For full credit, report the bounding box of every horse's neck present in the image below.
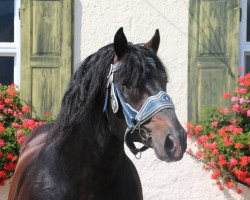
[61,124,124,185]
[60,124,142,199]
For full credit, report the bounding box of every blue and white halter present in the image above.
[103,60,175,156]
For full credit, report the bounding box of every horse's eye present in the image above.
[122,79,132,88]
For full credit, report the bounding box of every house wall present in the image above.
[1,0,249,199]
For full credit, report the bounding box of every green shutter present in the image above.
[20,0,73,118]
[188,0,240,121]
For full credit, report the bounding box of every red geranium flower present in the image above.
[224,137,232,147]
[233,127,242,135]
[194,125,203,134]
[232,104,241,113]
[235,143,244,149]
[218,129,226,136]
[211,170,221,179]
[11,156,18,162]
[235,87,247,94]
[220,108,230,114]
[238,76,245,84]
[225,181,234,189]
[197,135,208,144]
[0,171,7,179]
[0,139,5,147]
[12,122,20,129]
[6,88,16,96]
[236,188,243,194]
[0,123,5,133]
[218,159,227,166]
[4,98,13,104]
[195,151,202,158]
[6,153,14,161]
[4,162,16,171]
[17,136,25,144]
[247,109,250,117]
[211,121,219,127]
[244,178,250,185]
[240,156,249,167]
[44,112,51,117]
[218,185,224,190]
[229,158,238,168]
[15,130,23,137]
[234,170,247,181]
[225,125,235,132]
[22,119,36,130]
[22,105,30,113]
[212,149,219,155]
[223,92,231,98]
[243,78,250,87]
[209,132,216,139]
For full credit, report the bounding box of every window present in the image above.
[0,0,20,85]
[240,0,250,75]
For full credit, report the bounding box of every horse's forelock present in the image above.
[119,44,168,88]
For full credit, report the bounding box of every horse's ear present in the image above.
[145,29,160,53]
[114,27,128,60]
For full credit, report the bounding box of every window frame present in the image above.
[239,0,250,75]
[0,0,20,85]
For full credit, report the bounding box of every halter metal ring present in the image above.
[138,128,152,147]
[135,150,142,159]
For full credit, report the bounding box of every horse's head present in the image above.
[104,28,187,162]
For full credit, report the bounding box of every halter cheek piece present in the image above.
[103,62,175,156]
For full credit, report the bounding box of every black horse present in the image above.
[8,28,187,200]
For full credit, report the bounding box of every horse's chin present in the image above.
[152,146,170,162]
[153,146,184,163]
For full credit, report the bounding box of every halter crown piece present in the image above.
[103,60,175,156]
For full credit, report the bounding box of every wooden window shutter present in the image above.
[188,0,240,122]
[20,0,73,118]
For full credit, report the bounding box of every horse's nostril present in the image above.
[164,134,175,152]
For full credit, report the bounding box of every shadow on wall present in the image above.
[74,0,83,70]
[223,184,250,200]
[0,178,11,200]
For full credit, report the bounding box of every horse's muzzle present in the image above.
[164,132,187,161]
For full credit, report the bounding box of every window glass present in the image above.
[245,54,250,74]
[0,57,14,85]
[0,0,14,42]
[247,0,250,41]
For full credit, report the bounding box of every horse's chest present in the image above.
[79,185,142,200]
[76,165,143,200]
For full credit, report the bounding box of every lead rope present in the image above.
[185,151,250,187]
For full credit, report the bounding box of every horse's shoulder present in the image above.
[20,122,53,153]
[8,123,53,200]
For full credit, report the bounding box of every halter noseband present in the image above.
[103,62,175,156]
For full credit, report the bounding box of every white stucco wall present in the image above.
[1,1,249,199]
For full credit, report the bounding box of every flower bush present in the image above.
[0,84,52,186]
[187,73,250,194]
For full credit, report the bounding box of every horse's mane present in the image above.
[48,43,168,144]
